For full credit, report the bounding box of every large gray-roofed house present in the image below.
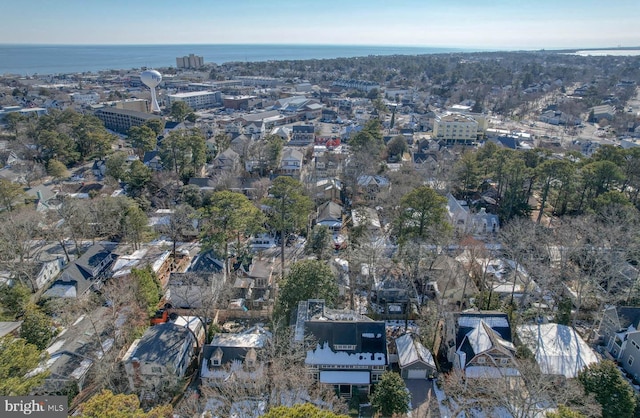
[599,305,640,380]
[43,244,115,298]
[122,322,196,392]
[295,299,388,398]
[32,308,114,395]
[451,311,518,378]
[201,325,271,387]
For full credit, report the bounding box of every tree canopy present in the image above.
[131,266,162,316]
[0,336,49,396]
[396,185,449,242]
[261,403,348,418]
[77,390,173,418]
[263,176,313,275]
[349,119,384,156]
[578,360,636,418]
[201,190,264,274]
[275,259,338,323]
[169,101,194,123]
[20,305,54,350]
[370,371,411,417]
[159,128,206,182]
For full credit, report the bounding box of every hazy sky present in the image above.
[2,0,639,49]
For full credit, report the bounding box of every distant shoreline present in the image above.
[1,44,639,77]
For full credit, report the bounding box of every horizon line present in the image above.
[1,42,639,51]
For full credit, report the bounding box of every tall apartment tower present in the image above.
[176,54,204,69]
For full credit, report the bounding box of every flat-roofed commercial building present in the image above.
[433,113,479,144]
[94,107,161,134]
[167,91,221,110]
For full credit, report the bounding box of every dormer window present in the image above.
[245,348,257,368]
[212,347,223,367]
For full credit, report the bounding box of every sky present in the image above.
[1,0,639,50]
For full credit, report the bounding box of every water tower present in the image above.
[140,70,162,113]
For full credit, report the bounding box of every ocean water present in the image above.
[0,44,467,76]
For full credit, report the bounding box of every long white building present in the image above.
[166,91,221,110]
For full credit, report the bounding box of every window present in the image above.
[334,344,356,350]
[477,357,486,364]
[500,358,509,365]
[629,356,634,366]
[212,359,221,366]
[633,340,640,350]
[151,366,162,373]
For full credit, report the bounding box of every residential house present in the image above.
[395,333,437,379]
[517,323,598,379]
[371,274,414,318]
[356,175,389,202]
[122,320,202,394]
[25,184,60,212]
[212,148,240,174]
[33,307,113,396]
[279,148,304,178]
[316,201,343,234]
[351,206,382,237]
[412,152,439,176]
[290,125,315,146]
[91,159,106,178]
[312,178,342,203]
[591,104,616,122]
[43,244,115,298]
[448,311,518,378]
[165,271,224,309]
[143,151,162,171]
[599,306,640,380]
[446,193,499,236]
[236,258,274,309]
[110,244,173,288]
[201,325,271,387]
[294,299,388,398]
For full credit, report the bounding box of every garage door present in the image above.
[407,369,427,379]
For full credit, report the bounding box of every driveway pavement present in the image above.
[404,378,439,418]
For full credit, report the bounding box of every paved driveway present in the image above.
[404,378,439,417]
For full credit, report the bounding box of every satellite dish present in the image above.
[140,70,162,113]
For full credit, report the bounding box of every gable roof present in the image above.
[317,201,343,223]
[281,148,303,161]
[202,325,271,365]
[395,333,436,369]
[616,306,640,330]
[126,322,193,365]
[53,244,113,295]
[455,312,513,368]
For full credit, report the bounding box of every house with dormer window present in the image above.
[294,300,388,398]
[599,306,640,381]
[43,244,115,298]
[448,311,519,378]
[201,326,271,388]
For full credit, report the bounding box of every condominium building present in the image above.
[176,54,204,69]
[433,113,479,144]
[94,107,161,134]
[167,91,221,110]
